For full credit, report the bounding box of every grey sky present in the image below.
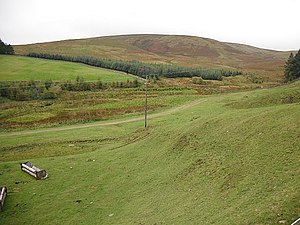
[0,0,299,51]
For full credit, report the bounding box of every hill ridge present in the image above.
[14,34,293,81]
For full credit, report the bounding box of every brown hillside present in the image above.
[14,34,292,81]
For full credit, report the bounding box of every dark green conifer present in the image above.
[284,50,300,82]
[0,39,14,54]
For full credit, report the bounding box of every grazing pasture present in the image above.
[0,55,279,132]
[0,55,134,82]
[0,81,299,224]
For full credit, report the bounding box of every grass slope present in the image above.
[0,81,299,224]
[0,55,134,82]
[14,34,292,81]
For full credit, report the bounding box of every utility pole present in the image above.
[144,75,148,128]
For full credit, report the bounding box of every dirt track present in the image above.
[0,99,207,137]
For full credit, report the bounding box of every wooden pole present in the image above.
[144,75,148,128]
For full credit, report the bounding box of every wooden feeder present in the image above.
[292,218,300,225]
[0,186,7,211]
[20,161,48,180]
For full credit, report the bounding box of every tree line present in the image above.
[0,77,140,101]
[284,49,300,82]
[26,52,243,81]
[0,39,14,55]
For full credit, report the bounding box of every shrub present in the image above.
[247,74,264,84]
[192,77,205,85]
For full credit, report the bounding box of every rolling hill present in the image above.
[1,34,298,224]
[0,80,299,224]
[14,34,293,81]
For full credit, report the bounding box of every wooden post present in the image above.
[144,75,148,128]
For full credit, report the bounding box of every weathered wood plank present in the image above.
[0,186,7,212]
[20,162,48,179]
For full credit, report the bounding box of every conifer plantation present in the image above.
[284,49,300,82]
[0,39,14,55]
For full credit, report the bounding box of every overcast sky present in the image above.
[0,0,299,51]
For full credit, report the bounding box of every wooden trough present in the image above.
[20,161,48,180]
[0,186,7,211]
[292,218,300,225]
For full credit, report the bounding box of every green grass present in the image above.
[0,87,198,131]
[6,112,55,123]
[227,81,300,108]
[0,55,134,82]
[0,81,299,224]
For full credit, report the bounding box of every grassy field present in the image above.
[0,74,276,131]
[0,81,299,224]
[0,55,282,132]
[0,55,134,82]
[0,87,198,131]
[14,34,293,81]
